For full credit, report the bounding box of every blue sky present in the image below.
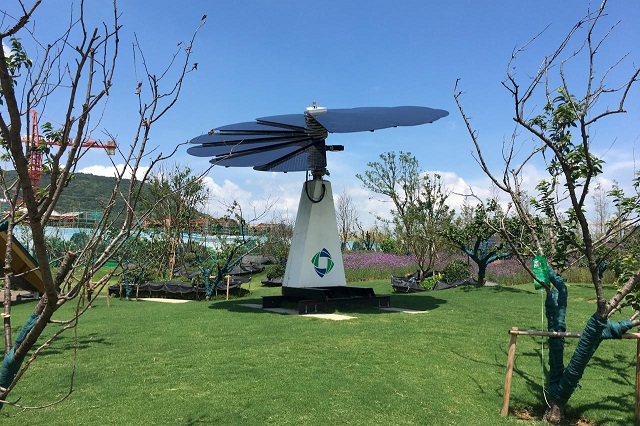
[3,1,639,227]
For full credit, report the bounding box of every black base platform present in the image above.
[262,286,391,314]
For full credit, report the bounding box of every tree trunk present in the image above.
[476,263,487,286]
[0,312,40,408]
[543,270,634,423]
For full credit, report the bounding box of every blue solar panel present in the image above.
[256,114,308,129]
[255,146,326,172]
[312,106,449,133]
[215,121,304,133]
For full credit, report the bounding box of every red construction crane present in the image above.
[24,110,117,187]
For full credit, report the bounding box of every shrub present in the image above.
[122,265,156,284]
[379,237,400,254]
[265,264,286,280]
[420,272,442,289]
[441,259,471,283]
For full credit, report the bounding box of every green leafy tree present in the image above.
[357,151,454,278]
[379,236,400,254]
[141,163,210,278]
[192,202,263,300]
[455,2,640,422]
[0,2,204,410]
[259,211,292,267]
[116,237,162,299]
[445,201,512,286]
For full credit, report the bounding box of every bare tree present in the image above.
[454,1,640,422]
[591,182,610,240]
[354,221,383,251]
[335,189,359,250]
[0,1,204,409]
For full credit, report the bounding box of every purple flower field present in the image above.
[340,251,600,285]
[342,252,415,269]
[341,251,532,284]
[342,252,416,282]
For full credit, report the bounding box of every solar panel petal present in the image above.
[189,132,304,145]
[255,145,326,172]
[187,137,312,157]
[256,114,308,129]
[215,121,303,133]
[312,106,449,133]
[211,142,315,168]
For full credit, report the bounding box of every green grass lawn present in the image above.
[2,281,637,425]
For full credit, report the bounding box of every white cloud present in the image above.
[423,169,497,211]
[77,150,638,231]
[339,183,394,226]
[2,43,10,57]
[78,164,149,180]
[201,174,310,224]
[201,176,252,215]
[600,146,638,178]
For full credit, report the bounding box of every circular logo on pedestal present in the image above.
[311,248,334,278]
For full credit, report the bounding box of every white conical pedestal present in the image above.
[283,179,346,288]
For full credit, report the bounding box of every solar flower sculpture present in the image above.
[188,104,447,305]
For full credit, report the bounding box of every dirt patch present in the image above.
[513,407,537,421]
[512,406,596,425]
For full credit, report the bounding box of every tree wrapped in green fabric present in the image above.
[445,201,512,286]
[455,1,640,422]
[191,201,264,300]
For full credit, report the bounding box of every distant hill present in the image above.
[52,172,130,213]
[2,170,129,213]
[2,171,211,227]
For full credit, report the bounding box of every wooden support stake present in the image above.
[87,282,94,308]
[501,327,518,417]
[502,328,640,419]
[226,275,230,301]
